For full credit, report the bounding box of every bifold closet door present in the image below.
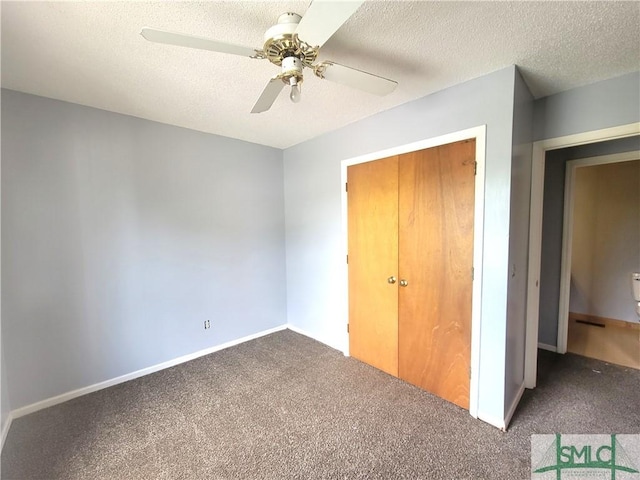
[398,139,476,410]
[347,155,399,377]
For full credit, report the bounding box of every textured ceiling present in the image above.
[2,1,639,148]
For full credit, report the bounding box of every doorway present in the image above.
[525,123,640,388]
[560,154,640,368]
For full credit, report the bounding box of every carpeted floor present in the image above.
[2,330,639,479]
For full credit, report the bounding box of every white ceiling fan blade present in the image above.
[251,77,285,113]
[295,0,364,48]
[316,62,397,96]
[141,27,259,58]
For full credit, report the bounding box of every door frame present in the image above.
[557,150,640,353]
[341,125,486,418]
[524,122,640,389]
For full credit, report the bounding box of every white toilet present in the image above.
[633,273,640,318]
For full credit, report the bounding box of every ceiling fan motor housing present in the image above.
[262,12,318,68]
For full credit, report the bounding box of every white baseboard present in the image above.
[538,342,557,352]
[1,413,13,451]
[476,382,526,432]
[504,382,526,431]
[478,383,526,432]
[286,324,345,353]
[286,323,314,339]
[477,412,506,431]
[10,324,288,420]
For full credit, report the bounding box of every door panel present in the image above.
[348,156,399,376]
[398,140,475,409]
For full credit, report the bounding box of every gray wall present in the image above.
[1,109,7,437]
[1,344,9,441]
[534,71,640,141]
[539,149,567,346]
[538,136,640,345]
[1,89,287,410]
[1,100,7,438]
[504,69,533,416]
[284,66,518,425]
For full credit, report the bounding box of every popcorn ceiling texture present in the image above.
[2,1,639,148]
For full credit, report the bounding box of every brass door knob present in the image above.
[399,279,408,287]
[387,276,397,284]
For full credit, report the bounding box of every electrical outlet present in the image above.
[204,320,211,330]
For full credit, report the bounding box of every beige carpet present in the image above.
[2,330,639,479]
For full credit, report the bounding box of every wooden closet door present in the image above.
[348,156,399,376]
[398,140,476,409]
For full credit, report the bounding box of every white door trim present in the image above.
[557,150,640,353]
[340,125,486,419]
[524,122,640,389]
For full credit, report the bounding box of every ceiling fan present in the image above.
[141,0,398,113]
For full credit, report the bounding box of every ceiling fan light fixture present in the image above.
[281,56,304,104]
[289,77,301,103]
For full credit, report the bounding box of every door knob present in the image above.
[399,279,408,287]
[387,276,397,284]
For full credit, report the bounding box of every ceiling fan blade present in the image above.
[316,62,397,96]
[251,77,285,113]
[141,27,259,58]
[295,0,364,48]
